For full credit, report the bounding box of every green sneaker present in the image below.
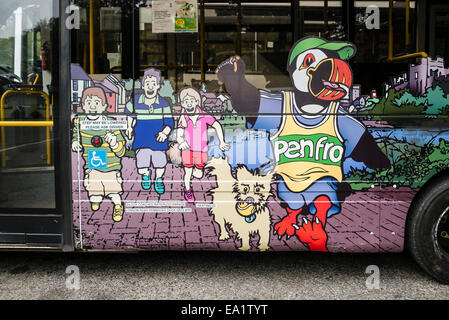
[141,171,152,190]
[154,177,165,195]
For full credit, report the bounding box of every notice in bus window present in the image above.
[152,0,175,33]
[151,0,198,33]
[174,0,198,33]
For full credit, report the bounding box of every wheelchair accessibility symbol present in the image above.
[88,150,107,169]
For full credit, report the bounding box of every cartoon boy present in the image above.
[176,87,230,202]
[72,87,126,223]
[125,68,173,194]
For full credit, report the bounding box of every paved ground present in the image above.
[72,156,414,253]
[0,251,448,300]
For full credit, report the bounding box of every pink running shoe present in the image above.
[184,188,195,203]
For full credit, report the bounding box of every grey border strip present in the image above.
[59,0,74,252]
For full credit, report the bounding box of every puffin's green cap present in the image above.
[288,36,356,66]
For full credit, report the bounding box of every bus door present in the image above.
[0,0,68,248]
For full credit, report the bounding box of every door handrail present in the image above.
[0,90,52,168]
[0,121,54,127]
[388,52,429,62]
[387,0,428,62]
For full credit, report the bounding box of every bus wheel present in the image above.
[406,177,449,284]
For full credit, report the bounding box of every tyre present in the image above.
[406,177,449,284]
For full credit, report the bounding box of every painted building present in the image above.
[71,64,127,113]
[70,64,93,111]
[386,57,449,96]
[94,74,127,113]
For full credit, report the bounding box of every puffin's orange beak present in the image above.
[307,58,353,101]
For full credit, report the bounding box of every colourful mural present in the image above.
[71,36,449,253]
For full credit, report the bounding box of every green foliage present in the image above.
[0,39,13,69]
[364,97,380,109]
[439,139,449,155]
[423,86,449,117]
[159,80,176,106]
[347,136,449,190]
[359,88,425,119]
[359,85,449,118]
[393,91,426,107]
[389,85,449,117]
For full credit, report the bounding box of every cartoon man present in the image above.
[216,37,390,252]
[125,68,174,194]
[72,87,126,223]
[176,87,230,202]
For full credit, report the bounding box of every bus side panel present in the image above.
[372,125,449,252]
[69,51,449,253]
[69,65,389,254]
[379,191,416,252]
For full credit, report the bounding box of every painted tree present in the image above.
[423,85,449,117]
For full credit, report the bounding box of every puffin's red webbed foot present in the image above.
[274,207,303,239]
[296,216,328,252]
[296,195,333,252]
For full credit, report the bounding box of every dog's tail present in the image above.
[205,156,235,193]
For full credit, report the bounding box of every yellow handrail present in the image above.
[387,0,428,62]
[0,90,52,168]
[0,121,54,127]
[388,52,429,62]
[26,73,39,86]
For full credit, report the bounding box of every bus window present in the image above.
[171,2,294,92]
[350,0,449,119]
[299,0,344,40]
[70,0,136,78]
[139,7,166,72]
[354,0,416,63]
[0,0,59,210]
[239,2,293,90]
[429,2,449,58]
[351,1,415,102]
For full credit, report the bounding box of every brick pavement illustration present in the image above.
[72,155,413,252]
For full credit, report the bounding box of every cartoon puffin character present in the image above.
[216,36,390,252]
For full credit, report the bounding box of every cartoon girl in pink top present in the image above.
[176,87,230,202]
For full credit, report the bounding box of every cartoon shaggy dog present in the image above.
[206,157,274,251]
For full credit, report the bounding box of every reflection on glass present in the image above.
[429,4,449,59]
[0,0,57,209]
[71,0,135,75]
[299,0,344,40]
[351,1,416,103]
[354,0,416,63]
[175,2,295,90]
[139,6,166,69]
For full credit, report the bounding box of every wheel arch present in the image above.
[404,167,449,252]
